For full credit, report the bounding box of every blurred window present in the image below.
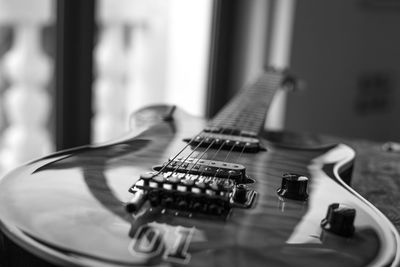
[93,0,213,142]
[0,0,295,174]
[0,0,214,173]
[0,0,55,174]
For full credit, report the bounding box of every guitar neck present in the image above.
[208,69,289,136]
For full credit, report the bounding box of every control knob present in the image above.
[277,173,308,201]
[321,203,356,237]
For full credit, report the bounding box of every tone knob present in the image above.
[277,173,308,201]
[321,203,356,237]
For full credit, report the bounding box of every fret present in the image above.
[208,69,287,135]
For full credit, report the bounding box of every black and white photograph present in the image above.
[0,0,399,266]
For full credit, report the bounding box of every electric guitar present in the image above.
[0,69,398,266]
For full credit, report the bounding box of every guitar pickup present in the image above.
[153,157,246,182]
[204,127,257,137]
[184,132,262,153]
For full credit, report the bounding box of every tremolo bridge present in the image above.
[127,158,256,219]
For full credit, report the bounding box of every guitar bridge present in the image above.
[127,170,256,219]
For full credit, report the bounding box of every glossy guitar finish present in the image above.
[0,105,399,267]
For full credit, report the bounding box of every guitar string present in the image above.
[155,131,204,175]
[203,77,264,167]
[223,138,238,162]
[161,73,279,179]
[183,127,226,176]
[175,137,217,175]
[223,82,259,165]
[156,127,224,177]
[169,127,224,177]
[212,78,273,180]
[188,127,223,159]
[193,93,262,180]
[184,140,217,176]
[170,138,208,175]
[214,128,247,181]
[195,127,236,179]
[236,139,248,161]
[231,75,278,163]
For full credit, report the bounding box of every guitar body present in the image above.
[0,104,398,267]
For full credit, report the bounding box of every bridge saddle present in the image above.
[127,159,256,219]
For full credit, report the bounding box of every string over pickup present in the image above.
[153,157,246,182]
[204,127,257,137]
[184,132,263,153]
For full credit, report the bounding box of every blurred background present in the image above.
[0,0,398,174]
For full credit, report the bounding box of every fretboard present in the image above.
[208,69,288,135]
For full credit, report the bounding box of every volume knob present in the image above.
[277,173,308,201]
[321,203,356,237]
